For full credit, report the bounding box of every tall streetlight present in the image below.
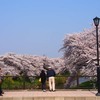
[93,16,100,96]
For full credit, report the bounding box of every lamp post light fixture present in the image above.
[93,16,100,96]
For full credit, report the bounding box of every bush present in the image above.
[55,76,66,89]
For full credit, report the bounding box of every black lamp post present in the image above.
[93,16,100,96]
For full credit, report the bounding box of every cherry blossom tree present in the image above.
[0,53,65,76]
[61,26,100,88]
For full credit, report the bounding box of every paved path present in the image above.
[2,90,97,97]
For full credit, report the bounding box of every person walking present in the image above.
[0,68,3,96]
[39,70,47,92]
[47,66,56,92]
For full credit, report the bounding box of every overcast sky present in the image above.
[0,0,100,57]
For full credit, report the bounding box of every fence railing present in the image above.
[0,75,97,90]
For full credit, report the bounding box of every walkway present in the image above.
[1,90,100,100]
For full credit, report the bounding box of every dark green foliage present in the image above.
[79,80,96,89]
[2,76,41,89]
[70,80,96,89]
[1,75,96,90]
